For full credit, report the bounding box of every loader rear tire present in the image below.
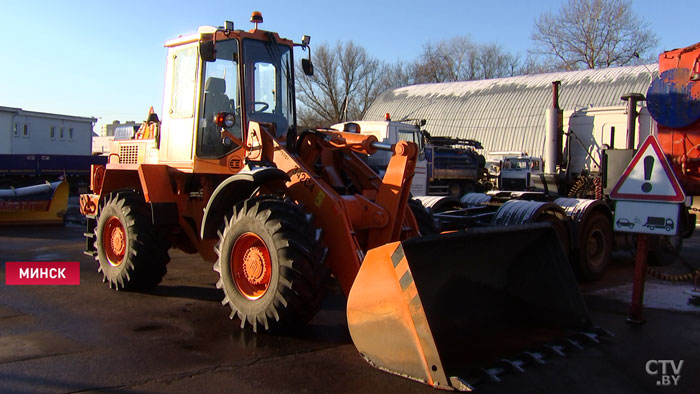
[94,191,170,290]
[215,196,327,332]
[574,212,612,281]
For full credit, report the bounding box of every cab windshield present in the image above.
[503,158,540,171]
[397,128,424,152]
[198,39,241,158]
[243,38,294,137]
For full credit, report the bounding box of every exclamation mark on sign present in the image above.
[641,156,654,193]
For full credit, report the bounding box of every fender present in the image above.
[200,167,289,240]
[553,197,612,242]
[554,197,611,223]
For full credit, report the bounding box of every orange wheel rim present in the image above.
[231,232,272,300]
[103,216,126,266]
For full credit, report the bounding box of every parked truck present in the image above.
[339,103,617,281]
[489,43,700,265]
[79,14,600,390]
[332,119,487,197]
[428,57,700,279]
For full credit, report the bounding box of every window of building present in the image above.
[59,128,64,139]
[50,127,56,140]
[23,124,29,137]
[69,128,74,140]
[13,123,18,137]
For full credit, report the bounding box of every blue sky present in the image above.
[0,0,695,133]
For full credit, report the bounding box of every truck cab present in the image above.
[499,155,544,191]
[332,120,486,197]
[332,120,429,196]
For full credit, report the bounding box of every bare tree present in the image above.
[295,37,534,127]
[296,41,387,128]
[519,54,553,75]
[479,43,523,79]
[531,0,657,70]
[382,61,418,89]
[412,36,525,83]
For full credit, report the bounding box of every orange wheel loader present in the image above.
[80,13,601,390]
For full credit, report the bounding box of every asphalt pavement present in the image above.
[0,223,698,394]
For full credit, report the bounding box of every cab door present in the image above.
[160,43,199,165]
[397,127,428,195]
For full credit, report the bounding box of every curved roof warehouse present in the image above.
[364,65,659,159]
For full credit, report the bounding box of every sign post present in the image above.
[628,234,649,323]
[610,135,686,324]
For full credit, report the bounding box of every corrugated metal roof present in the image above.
[364,65,658,158]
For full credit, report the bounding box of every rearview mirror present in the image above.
[200,41,216,62]
[302,58,314,76]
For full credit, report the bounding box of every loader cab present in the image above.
[197,31,295,158]
[158,23,297,168]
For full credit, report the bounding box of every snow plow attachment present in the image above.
[347,223,592,390]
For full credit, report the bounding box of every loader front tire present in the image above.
[94,192,170,290]
[215,196,327,332]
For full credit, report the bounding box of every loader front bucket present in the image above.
[347,223,592,390]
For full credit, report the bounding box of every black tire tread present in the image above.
[574,212,612,282]
[94,191,170,290]
[215,196,328,332]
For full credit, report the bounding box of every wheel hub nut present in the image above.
[242,247,267,284]
[111,228,125,255]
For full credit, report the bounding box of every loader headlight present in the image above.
[215,112,236,129]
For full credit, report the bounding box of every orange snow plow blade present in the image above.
[346,223,592,391]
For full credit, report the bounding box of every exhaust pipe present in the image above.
[545,81,563,175]
[620,93,646,150]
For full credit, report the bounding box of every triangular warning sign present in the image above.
[610,135,685,202]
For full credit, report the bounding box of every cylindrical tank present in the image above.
[646,42,700,196]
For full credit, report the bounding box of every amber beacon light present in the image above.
[250,11,263,29]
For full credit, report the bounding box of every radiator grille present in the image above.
[119,145,139,164]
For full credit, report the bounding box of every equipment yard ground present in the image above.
[0,222,698,394]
